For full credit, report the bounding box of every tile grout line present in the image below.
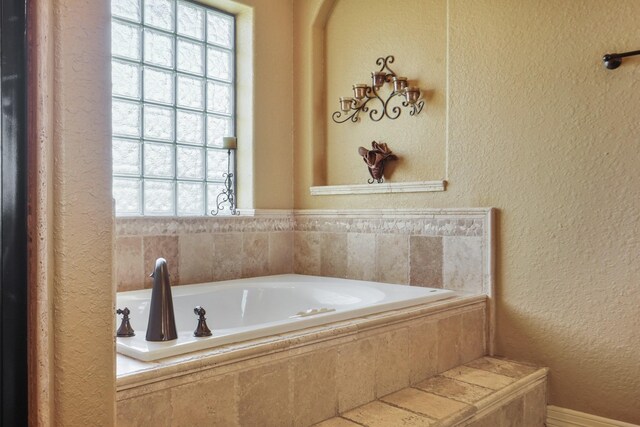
[336,415,367,427]
[409,381,492,406]
[375,399,439,422]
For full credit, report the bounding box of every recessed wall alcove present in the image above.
[302,0,448,196]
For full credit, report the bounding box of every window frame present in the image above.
[111,0,237,216]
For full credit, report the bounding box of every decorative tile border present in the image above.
[115,209,489,237]
[116,212,294,236]
[294,214,484,236]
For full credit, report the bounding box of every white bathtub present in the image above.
[116,274,455,361]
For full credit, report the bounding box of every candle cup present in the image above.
[352,84,368,100]
[339,97,354,112]
[405,86,420,104]
[393,76,408,92]
[371,72,386,89]
[222,136,237,150]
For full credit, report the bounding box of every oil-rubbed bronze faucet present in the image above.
[193,306,213,337]
[145,258,178,342]
[116,307,135,337]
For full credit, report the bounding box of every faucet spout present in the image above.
[145,258,178,342]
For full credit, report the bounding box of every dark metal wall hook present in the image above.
[603,49,640,70]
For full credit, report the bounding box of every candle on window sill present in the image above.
[222,136,237,150]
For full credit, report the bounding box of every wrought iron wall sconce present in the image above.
[358,141,398,184]
[332,55,425,124]
[211,136,239,216]
[603,49,640,69]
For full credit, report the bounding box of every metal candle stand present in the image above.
[211,137,239,216]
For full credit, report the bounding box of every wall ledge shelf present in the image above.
[310,180,446,196]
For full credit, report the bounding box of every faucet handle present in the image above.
[193,306,213,337]
[116,307,135,337]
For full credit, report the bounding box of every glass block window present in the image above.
[111,0,235,216]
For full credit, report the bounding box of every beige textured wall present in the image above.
[325,0,446,185]
[30,0,116,425]
[294,0,640,424]
[202,0,294,209]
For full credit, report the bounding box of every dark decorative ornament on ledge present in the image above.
[332,55,425,124]
[358,141,398,184]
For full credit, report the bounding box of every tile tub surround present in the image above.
[115,213,295,291]
[116,296,487,426]
[115,208,493,296]
[292,209,495,355]
[293,209,493,296]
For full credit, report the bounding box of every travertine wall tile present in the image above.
[464,408,501,427]
[292,348,338,426]
[170,374,239,426]
[117,389,172,427]
[115,236,144,291]
[375,234,409,284]
[443,237,483,293]
[498,395,525,425]
[437,314,463,373]
[409,318,438,384]
[241,232,269,278]
[143,235,180,288]
[211,232,243,281]
[346,233,376,281]
[238,360,292,427]
[178,233,214,284]
[294,231,321,275]
[375,328,410,397]
[523,383,546,426]
[409,236,443,288]
[116,216,295,290]
[336,338,376,412]
[116,211,490,296]
[461,309,486,364]
[269,231,294,275]
[321,233,348,278]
